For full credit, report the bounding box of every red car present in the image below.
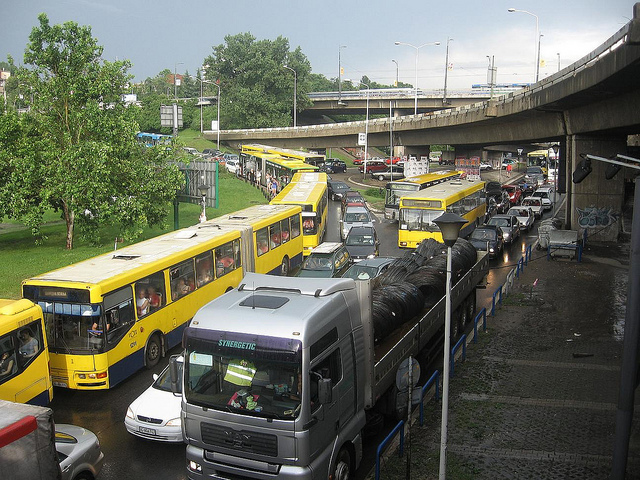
[358,160,387,173]
[384,157,402,165]
[353,158,364,165]
[502,184,523,206]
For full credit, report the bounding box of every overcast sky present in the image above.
[2,1,635,91]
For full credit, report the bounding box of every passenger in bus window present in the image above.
[136,288,150,317]
[0,351,16,377]
[148,286,162,311]
[18,329,39,358]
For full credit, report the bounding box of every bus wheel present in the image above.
[281,256,290,276]
[146,334,162,368]
[332,448,351,480]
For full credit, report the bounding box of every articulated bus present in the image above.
[384,170,463,221]
[0,299,53,405]
[240,146,318,189]
[398,179,486,248]
[527,150,549,177]
[136,132,173,148]
[242,144,326,168]
[270,172,329,256]
[21,204,303,390]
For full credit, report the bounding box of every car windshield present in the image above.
[489,218,510,227]
[527,167,543,174]
[332,182,348,190]
[471,229,496,241]
[345,234,375,246]
[303,255,333,270]
[343,265,378,280]
[345,212,370,223]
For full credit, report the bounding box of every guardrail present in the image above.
[450,334,467,378]
[375,420,405,480]
[419,370,440,426]
[473,307,487,343]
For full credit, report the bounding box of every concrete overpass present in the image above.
[206,6,640,241]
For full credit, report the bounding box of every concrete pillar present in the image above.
[567,134,627,242]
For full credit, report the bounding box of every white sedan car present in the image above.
[125,357,184,443]
[507,207,535,232]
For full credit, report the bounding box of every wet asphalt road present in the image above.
[50,168,559,480]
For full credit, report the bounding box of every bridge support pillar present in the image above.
[566,134,627,242]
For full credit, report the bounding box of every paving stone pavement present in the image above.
[373,235,639,479]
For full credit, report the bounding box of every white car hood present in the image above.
[129,384,182,422]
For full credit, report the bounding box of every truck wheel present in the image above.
[332,448,351,480]
[146,333,162,368]
[281,256,290,276]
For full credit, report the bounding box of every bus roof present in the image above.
[527,149,549,157]
[24,204,300,286]
[387,170,462,187]
[241,144,324,162]
[271,180,327,206]
[400,179,486,206]
[290,172,328,183]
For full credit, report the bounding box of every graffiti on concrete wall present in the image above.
[576,206,619,228]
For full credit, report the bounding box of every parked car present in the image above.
[531,186,554,211]
[468,225,504,259]
[341,190,366,214]
[480,162,493,171]
[55,424,105,480]
[500,158,516,169]
[323,158,347,173]
[371,164,405,182]
[507,206,535,232]
[342,257,396,280]
[202,148,222,157]
[486,214,521,244]
[358,160,387,174]
[341,205,375,240]
[344,226,380,262]
[525,166,545,186]
[352,158,364,165]
[125,357,184,443]
[328,180,351,200]
[295,242,353,278]
[384,157,403,165]
[225,157,240,174]
[521,196,544,218]
[502,184,523,206]
[183,147,200,156]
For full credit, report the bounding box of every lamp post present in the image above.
[198,184,209,223]
[551,143,559,213]
[392,59,399,87]
[508,8,540,83]
[338,45,347,104]
[443,37,453,105]
[486,55,496,100]
[346,79,370,180]
[211,80,221,151]
[199,65,209,134]
[283,65,297,127]
[173,62,184,100]
[394,41,440,114]
[433,212,467,480]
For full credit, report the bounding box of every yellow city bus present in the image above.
[270,172,328,256]
[527,150,549,177]
[398,179,487,248]
[240,145,318,189]
[242,144,326,169]
[0,299,53,405]
[21,204,303,390]
[384,170,463,221]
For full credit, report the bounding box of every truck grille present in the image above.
[201,422,278,457]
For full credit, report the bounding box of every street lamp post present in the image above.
[173,62,184,136]
[443,37,453,105]
[283,65,297,128]
[346,79,370,180]
[433,212,467,480]
[392,59,399,87]
[508,8,540,83]
[213,81,221,151]
[394,41,440,114]
[338,45,347,104]
[199,65,209,134]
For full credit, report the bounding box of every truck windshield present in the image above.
[184,329,303,420]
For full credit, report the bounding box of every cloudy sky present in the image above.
[2,1,635,91]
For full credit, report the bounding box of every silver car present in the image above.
[340,205,375,240]
[56,424,104,480]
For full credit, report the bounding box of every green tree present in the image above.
[0,14,183,249]
[202,33,313,129]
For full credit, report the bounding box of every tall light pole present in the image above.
[213,81,221,151]
[392,59,399,87]
[173,62,184,100]
[394,41,440,114]
[346,79,369,180]
[443,37,453,105]
[338,45,347,104]
[283,65,297,128]
[486,55,496,99]
[508,8,540,83]
[199,65,209,134]
[433,212,467,480]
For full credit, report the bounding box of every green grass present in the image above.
[0,170,266,299]
[177,130,230,153]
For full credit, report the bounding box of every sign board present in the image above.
[160,104,183,128]
[455,156,481,180]
[211,120,219,131]
[404,158,429,176]
[357,133,366,146]
[175,160,218,208]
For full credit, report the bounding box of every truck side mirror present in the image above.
[169,355,180,395]
[317,378,332,404]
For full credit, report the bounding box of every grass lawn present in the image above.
[178,130,230,153]
[0,170,266,299]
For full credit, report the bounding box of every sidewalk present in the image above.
[373,221,639,478]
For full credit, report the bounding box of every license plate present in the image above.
[53,381,68,388]
[139,426,156,435]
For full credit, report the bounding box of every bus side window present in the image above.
[256,228,269,257]
[195,251,214,288]
[280,219,290,243]
[270,222,282,249]
[291,215,301,238]
[170,260,195,300]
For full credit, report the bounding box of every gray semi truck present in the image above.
[175,250,488,479]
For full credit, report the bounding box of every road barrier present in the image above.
[473,307,487,343]
[419,370,440,426]
[450,334,467,378]
[375,420,405,480]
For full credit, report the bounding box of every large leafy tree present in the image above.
[0,14,183,249]
[203,33,313,129]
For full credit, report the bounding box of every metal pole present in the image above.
[414,47,419,114]
[364,87,369,180]
[443,38,452,105]
[611,176,640,478]
[507,9,539,83]
[439,245,453,479]
[392,59,399,87]
[283,65,297,127]
[200,77,203,133]
[216,84,220,150]
[536,30,542,82]
[338,45,346,103]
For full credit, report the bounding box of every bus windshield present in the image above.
[400,209,442,232]
[184,330,303,420]
[38,301,103,352]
